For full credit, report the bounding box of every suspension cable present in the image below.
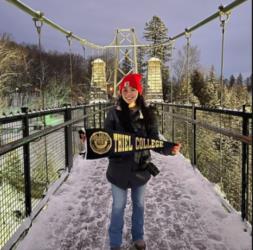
[218,5,230,192]
[81,46,86,60]
[66,33,73,104]
[219,5,231,107]
[169,41,176,103]
[6,0,247,50]
[33,16,49,187]
[185,29,192,159]
[33,17,44,109]
[185,29,191,104]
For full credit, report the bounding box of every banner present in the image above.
[85,129,177,159]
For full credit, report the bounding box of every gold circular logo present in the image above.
[90,131,112,155]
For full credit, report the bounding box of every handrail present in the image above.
[161,103,252,118]
[165,111,252,145]
[0,105,113,156]
[0,104,107,123]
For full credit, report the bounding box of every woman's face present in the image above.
[121,86,138,106]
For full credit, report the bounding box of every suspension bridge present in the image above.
[0,0,252,249]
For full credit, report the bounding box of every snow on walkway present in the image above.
[16,153,251,250]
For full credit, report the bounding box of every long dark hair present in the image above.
[117,95,156,132]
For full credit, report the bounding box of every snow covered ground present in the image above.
[16,152,252,250]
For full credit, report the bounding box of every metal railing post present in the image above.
[93,104,96,128]
[161,104,164,134]
[241,105,249,221]
[99,102,102,128]
[103,103,106,126]
[64,104,73,171]
[83,105,87,129]
[172,107,175,141]
[21,107,32,216]
[192,104,197,166]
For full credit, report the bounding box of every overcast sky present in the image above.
[0,0,252,78]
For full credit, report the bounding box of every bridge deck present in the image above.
[16,153,251,250]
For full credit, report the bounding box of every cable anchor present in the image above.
[33,12,44,35]
[66,32,73,46]
[184,28,191,41]
[218,5,231,28]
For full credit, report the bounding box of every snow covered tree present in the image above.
[190,70,205,104]
[173,45,200,103]
[206,66,219,106]
[236,73,243,86]
[245,74,252,92]
[121,49,132,75]
[143,16,172,101]
[143,16,171,63]
[191,70,217,106]
[137,47,146,77]
[229,74,236,88]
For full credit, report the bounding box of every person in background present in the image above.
[104,73,181,250]
[78,128,86,158]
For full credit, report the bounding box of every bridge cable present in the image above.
[80,46,86,102]
[81,46,86,60]
[219,5,231,107]
[33,16,49,188]
[6,0,247,50]
[66,33,74,104]
[33,17,44,109]
[169,41,176,103]
[218,5,231,190]
[185,29,191,105]
[185,29,192,159]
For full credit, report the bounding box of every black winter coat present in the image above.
[104,105,167,189]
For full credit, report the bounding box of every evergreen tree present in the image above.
[229,74,236,88]
[223,78,229,87]
[143,16,172,101]
[207,65,219,106]
[162,65,170,101]
[121,49,132,75]
[245,74,252,92]
[190,70,205,103]
[137,47,146,77]
[173,45,200,103]
[223,84,250,109]
[143,16,171,63]
[236,73,243,86]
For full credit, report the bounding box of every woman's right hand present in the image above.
[171,143,181,155]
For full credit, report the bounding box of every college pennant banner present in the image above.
[85,129,177,159]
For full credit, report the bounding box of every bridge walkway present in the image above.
[16,152,251,250]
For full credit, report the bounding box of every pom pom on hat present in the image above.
[119,73,143,94]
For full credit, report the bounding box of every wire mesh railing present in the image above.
[0,103,111,250]
[0,102,251,249]
[155,102,252,226]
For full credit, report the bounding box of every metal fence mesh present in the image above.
[0,148,25,249]
[0,104,251,249]
[157,104,252,224]
[30,130,65,209]
[0,109,69,249]
[0,121,23,146]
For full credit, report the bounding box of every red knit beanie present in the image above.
[119,73,143,94]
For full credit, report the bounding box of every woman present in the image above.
[104,73,180,250]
